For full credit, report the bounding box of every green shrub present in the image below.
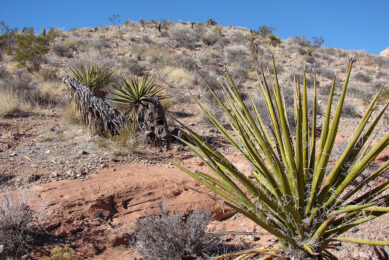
[206,18,218,26]
[173,59,389,259]
[258,25,275,37]
[50,244,74,260]
[267,34,281,47]
[12,29,50,71]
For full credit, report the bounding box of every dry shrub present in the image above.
[0,89,31,116]
[342,103,359,118]
[52,44,73,58]
[170,28,200,50]
[134,205,219,260]
[165,66,195,85]
[223,45,249,63]
[0,188,49,258]
[64,103,82,124]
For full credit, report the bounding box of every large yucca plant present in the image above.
[111,75,170,119]
[172,58,388,259]
[69,63,114,98]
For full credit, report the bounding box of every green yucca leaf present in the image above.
[111,75,170,118]
[174,57,388,258]
[69,63,114,97]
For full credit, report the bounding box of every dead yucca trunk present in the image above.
[63,76,126,136]
[63,76,171,148]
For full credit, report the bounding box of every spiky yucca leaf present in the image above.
[69,63,114,98]
[111,75,170,119]
[173,58,388,259]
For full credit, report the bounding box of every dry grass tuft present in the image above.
[0,90,31,116]
[165,66,194,85]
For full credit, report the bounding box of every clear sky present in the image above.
[1,0,388,55]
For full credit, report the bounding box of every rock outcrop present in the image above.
[380,46,389,57]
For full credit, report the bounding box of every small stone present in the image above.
[51,172,58,178]
[78,150,89,155]
[9,152,17,156]
[45,150,51,154]
[0,244,4,254]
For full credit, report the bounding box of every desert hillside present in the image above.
[0,19,388,259]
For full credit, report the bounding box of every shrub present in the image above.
[230,31,245,43]
[170,29,199,50]
[290,35,311,47]
[175,55,198,71]
[0,189,46,258]
[134,205,219,260]
[231,67,249,83]
[0,21,18,55]
[202,33,219,46]
[258,25,275,37]
[267,34,281,47]
[317,67,335,80]
[93,38,110,51]
[0,65,11,79]
[353,71,372,83]
[0,69,53,107]
[224,45,249,63]
[52,44,73,58]
[40,68,59,82]
[312,36,325,47]
[50,245,75,260]
[125,58,145,77]
[173,59,389,259]
[0,89,30,116]
[206,18,218,26]
[341,103,360,118]
[69,63,115,98]
[12,29,50,71]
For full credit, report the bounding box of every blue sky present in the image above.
[1,0,388,55]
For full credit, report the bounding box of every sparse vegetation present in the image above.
[134,204,219,260]
[206,18,218,26]
[52,44,73,58]
[258,25,275,37]
[170,28,199,50]
[290,35,311,47]
[0,189,47,258]
[50,244,75,260]
[267,34,282,47]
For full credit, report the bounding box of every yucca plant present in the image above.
[172,58,388,259]
[111,75,170,119]
[69,63,114,98]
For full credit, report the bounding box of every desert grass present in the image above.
[0,90,31,116]
[165,66,195,85]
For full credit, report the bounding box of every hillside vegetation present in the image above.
[0,19,388,119]
[0,19,388,259]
